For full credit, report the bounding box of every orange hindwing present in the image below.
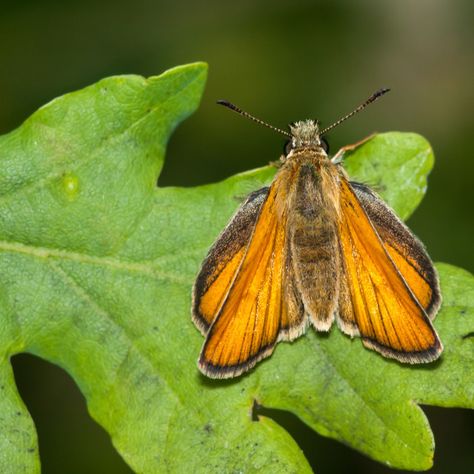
[351,182,441,318]
[192,187,269,334]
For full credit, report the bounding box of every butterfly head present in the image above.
[285,120,329,156]
[289,120,322,149]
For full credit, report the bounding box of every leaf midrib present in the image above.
[0,239,187,284]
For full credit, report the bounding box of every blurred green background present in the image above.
[2,0,472,473]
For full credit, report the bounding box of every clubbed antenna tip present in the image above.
[320,88,390,136]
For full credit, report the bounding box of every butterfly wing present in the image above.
[351,182,441,318]
[337,178,442,363]
[198,174,306,378]
[192,187,269,334]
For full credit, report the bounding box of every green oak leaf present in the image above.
[343,132,435,220]
[0,62,472,473]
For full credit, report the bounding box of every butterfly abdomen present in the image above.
[287,158,341,331]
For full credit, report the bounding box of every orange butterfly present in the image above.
[192,90,442,379]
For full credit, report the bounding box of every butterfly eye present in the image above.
[284,140,293,156]
[320,137,329,153]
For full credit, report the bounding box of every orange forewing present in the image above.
[337,179,442,362]
[198,178,295,378]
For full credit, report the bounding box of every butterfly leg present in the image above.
[331,133,376,163]
[269,154,287,168]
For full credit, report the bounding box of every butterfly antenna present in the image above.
[320,88,390,136]
[217,100,292,138]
